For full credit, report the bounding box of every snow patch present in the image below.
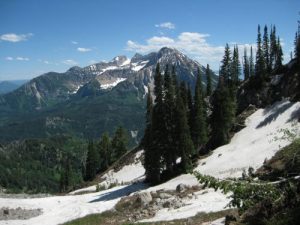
[100,78,126,89]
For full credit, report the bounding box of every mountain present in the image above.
[0,80,28,95]
[0,47,218,143]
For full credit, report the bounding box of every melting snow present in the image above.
[131,60,149,71]
[100,78,126,89]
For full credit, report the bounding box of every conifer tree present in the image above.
[243,47,250,80]
[163,65,176,175]
[294,32,298,58]
[249,46,255,77]
[270,25,277,70]
[98,132,111,170]
[187,84,194,135]
[231,45,241,84]
[175,87,194,172]
[220,43,232,84]
[263,25,271,73]
[191,68,207,150]
[275,37,283,71]
[255,25,266,78]
[85,141,99,181]
[148,63,164,184]
[143,88,153,181]
[111,126,128,161]
[206,64,212,96]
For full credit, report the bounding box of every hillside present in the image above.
[1,99,299,225]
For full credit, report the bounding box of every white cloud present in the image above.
[77,47,91,52]
[126,32,260,70]
[62,59,78,66]
[16,57,29,61]
[71,41,78,45]
[155,22,175,29]
[0,33,33,42]
[5,56,13,61]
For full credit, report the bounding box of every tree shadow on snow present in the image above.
[256,101,294,128]
[89,182,148,203]
[287,106,300,123]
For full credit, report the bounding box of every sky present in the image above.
[0,0,299,81]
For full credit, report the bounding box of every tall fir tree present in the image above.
[148,63,164,184]
[263,25,271,74]
[98,132,111,170]
[255,25,266,78]
[111,126,128,161]
[270,25,278,70]
[243,47,250,80]
[175,87,194,172]
[294,32,299,58]
[85,140,99,181]
[206,64,212,96]
[231,45,241,84]
[249,46,255,77]
[191,68,208,151]
[220,43,232,85]
[143,88,154,181]
[275,37,283,71]
[187,84,194,136]
[163,65,177,175]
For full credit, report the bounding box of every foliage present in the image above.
[194,172,281,213]
[0,136,87,193]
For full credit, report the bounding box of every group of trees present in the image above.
[84,126,128,181]
[143,64,213,184]
[243,25,283,80]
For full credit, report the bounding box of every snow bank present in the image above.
[195,100,300,179]
[102,150,145,184]
[0,184,145,225]
[100,78,126,89]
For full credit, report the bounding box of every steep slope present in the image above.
[1,100,299,224]
[0,47,217,142]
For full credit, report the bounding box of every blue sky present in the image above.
[0,0,299,80]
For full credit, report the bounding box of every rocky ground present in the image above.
[0,207,42,220]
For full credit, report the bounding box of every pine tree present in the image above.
[255,25,266,78]
[206,64,212,96]
[143,88,153,181]
[163,65,176,176]
[187,84,194,136]
[220,43,232,85]
[249,46,255,77]
[243,47,250,80]
[175,87,194,172]
[148,63,164,184]
[98,132,111,170]
[275,37,283,71]
[294,32,298,58]
[85,141,99,181]
[191,68,207,151]
[231,45,241,84]
[111,126,128,161]
[270,25,277,70]
[263,25,271,74]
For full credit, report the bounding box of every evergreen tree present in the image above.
[60,157,72,192]
[294,32,298,58]
[143,88,153,181]
[85,141,99,181]
[263,25,271,73]
[187,84,194,136]
[275,37,283,71]
[179,81,188,109]
[111,126,128,161]
[163,65,176,175]
[231,45,241,84]
[270,25,277,70]
[249,46,255,77]
[148,63,164,184]
[255,25,266,78]
[243,47,250,80]
[98,132,111,170]
[220,43,232,84]
[175,87,194,172]
[206,64,212,96]
[191,68,208,150]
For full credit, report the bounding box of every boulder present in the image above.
[176,183,187,193]
[136,192,152,206]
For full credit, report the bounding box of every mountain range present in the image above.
[0,47,217,143]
